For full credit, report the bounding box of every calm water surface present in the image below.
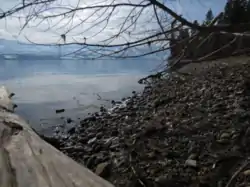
[0,59,162,133]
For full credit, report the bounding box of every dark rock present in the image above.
[129,178,153,187]
[111,130,119,136]
[8,92,15,98]
[147,151,156,159]
[66,118,73,123]
[245,127,250,136]
[67,127,76,135]
[153,98,171,108]
[86,156,96,169]
[96,132,103,139]
[95,162,111,178]
[145,85,152,89]
[79,127,85,133]
[61,146,84,153]
[100,106,107,113]
[87,132,96,139]
[93,144,102,152]
[116,101,122,105]
[155,177,187,187]
[94,156,104,166]
[165,151,181,159]
[40,135,62,149]
[216,139,230,144]
[79,137,88,143]
[55,109,65,113]
[80,116,97,124]
[13,103,18,109]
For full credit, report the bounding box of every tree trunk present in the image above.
[0,86,114,187]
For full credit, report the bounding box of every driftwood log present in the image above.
[0,86,114,187]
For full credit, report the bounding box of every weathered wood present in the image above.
[0,86,114,187]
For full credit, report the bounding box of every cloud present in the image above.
[0,0,226,44]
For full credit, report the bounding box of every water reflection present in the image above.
[0,59,161,133]
[0,59,160,79]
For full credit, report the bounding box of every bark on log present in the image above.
[0,86,114,187]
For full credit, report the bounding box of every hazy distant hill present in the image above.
[0,39,81,60]
[0,38,166,60]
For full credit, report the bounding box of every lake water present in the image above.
[0,59,163,134]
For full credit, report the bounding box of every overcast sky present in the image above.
[0,0,226,43]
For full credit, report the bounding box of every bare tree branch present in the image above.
[1,0,249,71]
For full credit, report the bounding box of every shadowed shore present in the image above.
[41,56,250,187]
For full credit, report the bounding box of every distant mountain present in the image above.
[0,38,81,59]
[0,38,167,60]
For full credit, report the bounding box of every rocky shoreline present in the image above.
[43,57,250,187]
